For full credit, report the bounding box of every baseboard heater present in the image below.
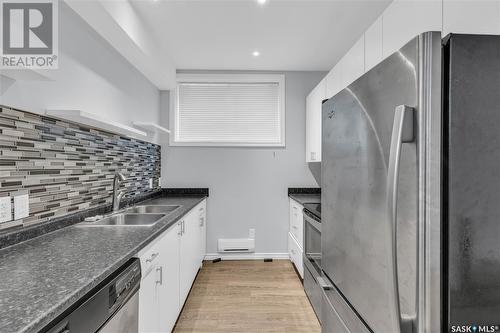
[218,238,255,253]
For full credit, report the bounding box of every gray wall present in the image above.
[160,71,324,255]
[0,2,160,127]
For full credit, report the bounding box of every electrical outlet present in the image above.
[14,194,29,220]
[249,228,255,239]
[149,178,153,189]
[0,197,12,223]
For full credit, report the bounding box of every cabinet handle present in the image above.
[182,221,185,234]
[156,266,163,285]
[311,152,316,161]
[146,252,159,263]
[199,217,204,227]
[178,222,182,236]
[291,249,296,255]
[292,225,298,230]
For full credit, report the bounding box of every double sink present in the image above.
[79,205,181,227]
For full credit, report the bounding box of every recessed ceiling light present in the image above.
[257,0,267,5]
[252,51,260,57]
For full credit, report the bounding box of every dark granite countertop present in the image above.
[289,193,321,206]
[0,196,206,333]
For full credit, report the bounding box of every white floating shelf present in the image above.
[45,109,147,138]
[132,122,171,134]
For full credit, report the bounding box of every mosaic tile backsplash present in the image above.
[0,105,161,230]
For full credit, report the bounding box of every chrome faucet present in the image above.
[112,172,126,212]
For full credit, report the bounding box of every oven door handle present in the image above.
[304,211,321,232]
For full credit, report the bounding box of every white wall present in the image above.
[0,2,160,127]
[160,71,324,256]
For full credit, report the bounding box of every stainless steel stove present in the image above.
[302,203,323,323]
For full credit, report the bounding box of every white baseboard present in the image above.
[204,252,290,261]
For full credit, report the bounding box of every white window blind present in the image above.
[172,74,285,147]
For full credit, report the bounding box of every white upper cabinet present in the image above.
[382,0,442,58]
[325,65,341,100]
[306,78,326,162]
[443,1,500,36]
[308,35,364,163]
[364,16,383,72]
[342,35,365,88]
[325,35,365,100]
[305,0,500,163]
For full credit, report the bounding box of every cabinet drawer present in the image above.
[290,218,303,249]
[288,232,304,279]
[289,199,304,248]
[137,241,162,275]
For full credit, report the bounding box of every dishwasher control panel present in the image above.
[109,259,141,314]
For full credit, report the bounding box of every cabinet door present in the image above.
[382,0,441,58]
[138,262,160,333]
[443,0,500,36]
[157,226,180,333]
[179,214,199,306]
[342,35,365,88]
[325,64,341,99]
[306,78,326,162]
[289,199,304,249]
[364,16,383,72]
[288,232,304,279]
[197,200,207,263]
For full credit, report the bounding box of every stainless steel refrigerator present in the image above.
[321,32,500,333]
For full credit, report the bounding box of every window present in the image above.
[171,74,285,147]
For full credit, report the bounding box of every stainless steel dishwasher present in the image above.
[44,258,141,333]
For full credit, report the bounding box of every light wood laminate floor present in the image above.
[173,260,321,333]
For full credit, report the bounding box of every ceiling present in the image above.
[130,0,392,71]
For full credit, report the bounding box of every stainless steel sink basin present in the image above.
[82,213,165,227]
[122,205,181,215]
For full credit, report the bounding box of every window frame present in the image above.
[169,73,286,147]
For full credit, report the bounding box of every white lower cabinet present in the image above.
[197,201,207,263]
[157,224,180,333]
[179,214,199,305]
[138,253,161,333]
[288,198,304,279]
[288,232,304,279]
[138,199,207,333]
[289,199,304,249]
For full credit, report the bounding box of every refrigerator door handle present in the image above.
[387,105,416,333]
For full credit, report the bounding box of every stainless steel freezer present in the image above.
[321,32,442,333]
[443,33,500,329]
